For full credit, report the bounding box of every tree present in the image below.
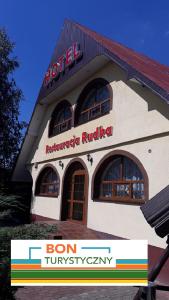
[0,28,26,170]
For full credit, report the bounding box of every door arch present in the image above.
[61,160,88,224]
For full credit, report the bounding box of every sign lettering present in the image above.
[46,126,113,154]
[44,42,82,86]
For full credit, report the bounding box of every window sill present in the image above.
[93,197,146,206]
[35,194,59,198]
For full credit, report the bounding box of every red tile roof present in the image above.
[76,22,169,98]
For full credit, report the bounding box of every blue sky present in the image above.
[1,0,169,123]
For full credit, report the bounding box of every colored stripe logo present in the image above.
[11,240,148,286]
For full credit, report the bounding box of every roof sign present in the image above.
[44,42,82,86]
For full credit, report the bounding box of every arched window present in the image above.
[35,167,59,197]
[93,155,147,204]
[75,78,112,126]
[49,100,72,137]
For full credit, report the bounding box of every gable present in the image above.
[38,19,169,104]
[12,19,169,182]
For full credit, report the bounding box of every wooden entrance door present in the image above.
[66,169,86,223]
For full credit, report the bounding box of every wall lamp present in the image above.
[59,160,64,169]
[87,154,93,165]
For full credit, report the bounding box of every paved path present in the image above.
[16,286,138,300]
[15,285,169,300]
[45,220,124,239]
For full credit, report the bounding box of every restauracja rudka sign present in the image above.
[46,126,113,154]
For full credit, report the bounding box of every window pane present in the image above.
[64,106,72,119]
[73,175,85,201]
[79,111,89,124]
[102,183,113,198]
[42,170,52,183]
[60,121,68,132]
[82,88,96,110]
[72,203,83,221]
[90,105,101,119]
[115,184,130,197]
[54,106,71,123]
[124,158,143,180]
[51,171,57,181]
[96,86,109,102]
[52,125,60,135]
[67,119,72,129]
[97,156,145,202]
[48,184,55,193]
[103,158,121,180]
[40,185,46,194]
[50,103,72,136]
[54,183,59,193]
[38,168,58,195]
[77,81,111,125]
[54,108,65,123]
[53,119,71,134]
[133,183,144,199]
[101,100,110,114]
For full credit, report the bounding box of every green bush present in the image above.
[0,194,26,211]
[0,193,30,226]
[0,223,57,300]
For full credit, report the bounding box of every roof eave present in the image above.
[104,51,169,104]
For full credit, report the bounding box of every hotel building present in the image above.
[12,20,169,252]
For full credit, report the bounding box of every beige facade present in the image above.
[24,62,169,249]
